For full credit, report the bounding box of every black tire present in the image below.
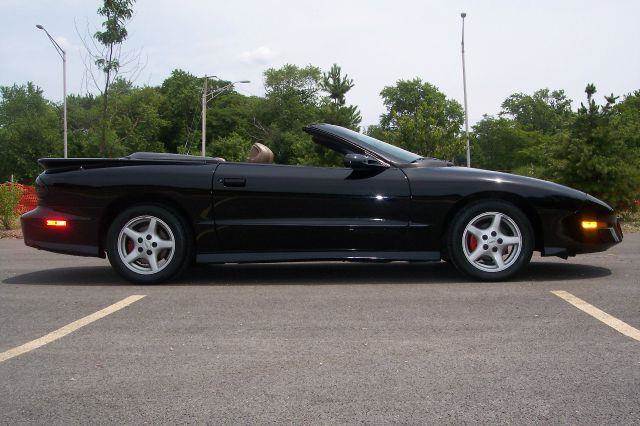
[447,200,533,281]
[106,204,193,284]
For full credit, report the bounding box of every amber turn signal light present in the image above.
[581,220,603,230]
[45,219,67,227]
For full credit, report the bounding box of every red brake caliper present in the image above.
[468,234,478,252]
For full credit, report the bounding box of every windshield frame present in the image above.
[304,124,423,166]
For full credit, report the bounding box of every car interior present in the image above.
[246,142,274,164]
[239,137,356,166]
[222,136,361,167]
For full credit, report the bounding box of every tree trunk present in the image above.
[100,44,113,157]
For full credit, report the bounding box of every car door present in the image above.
[212,162,411,252]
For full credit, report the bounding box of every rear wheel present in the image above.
[447,200,533,281]
[106,205,192,283]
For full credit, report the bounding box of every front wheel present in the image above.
[106,205,193,284]
[447,200,533,281]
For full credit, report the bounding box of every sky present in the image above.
[1,0,639,127]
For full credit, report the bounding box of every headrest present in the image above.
[247,143,274,164]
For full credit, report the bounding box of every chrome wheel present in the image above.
[462,211,522,272]
[117,215,175,275]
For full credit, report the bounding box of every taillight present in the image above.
[45,219,67,227]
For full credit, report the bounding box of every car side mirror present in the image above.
[344,153,387,170]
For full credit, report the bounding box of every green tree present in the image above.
[551,84,639,208]
[319,64,361,130]
[321,63,353,105]
[500,88,573,135]
[65,79,167,157]
[90,0,136,155]
[375,78,465,161]
[258,64,323,164]
[204,89,262,156]
[157,69,202,153]
[263,64,322,107]
[472,116,555,174]
[64,93,100,157]
[208,132,254,162]
[109,84,168,156]
[0,83,61,181]
[610,90,640,153]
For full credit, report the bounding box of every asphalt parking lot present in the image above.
[1,236,639,423]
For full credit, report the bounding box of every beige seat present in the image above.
[247,142,274,164]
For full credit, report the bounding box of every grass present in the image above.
[0,216,21,239]
[620,208,640,233]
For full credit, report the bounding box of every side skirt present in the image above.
[196,251,441,264]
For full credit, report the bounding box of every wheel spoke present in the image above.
[469,247,484,262]
[147,218,158,237]
[123,227,141,240]
[466,225,484,238]
[124,250,140,264]
[491,251,505,269]
[490,213,503,232]
[501,236,520,246]
[155,239,174,250]
[147,252,159,272]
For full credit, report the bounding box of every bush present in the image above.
[0,183,22,229]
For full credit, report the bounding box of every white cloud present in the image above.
[237,46,277,65]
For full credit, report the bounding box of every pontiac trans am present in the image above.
[21,124,622,283]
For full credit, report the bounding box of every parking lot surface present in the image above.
[1,236,639,423]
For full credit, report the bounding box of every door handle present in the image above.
[221,177,246,187]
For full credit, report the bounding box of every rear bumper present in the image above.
[21,206,102,257]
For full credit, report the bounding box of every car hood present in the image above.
[410,166,588,200]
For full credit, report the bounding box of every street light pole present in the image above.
[201,77,250,157]
[62,50,67,159]
[460,12,470,167]
[201,76,209,157]
[36,25,67,158]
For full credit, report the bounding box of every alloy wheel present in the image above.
[117,215,175,275]
[461,211,522,272]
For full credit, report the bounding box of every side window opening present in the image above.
[305,136,364,168]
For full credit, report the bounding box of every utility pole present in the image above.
[36,24,67,158]
[201,77,250,157]
[461,12,471,167]
[201,76,209,157]
[63,49,67,158]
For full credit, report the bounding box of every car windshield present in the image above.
[334,127,422,164]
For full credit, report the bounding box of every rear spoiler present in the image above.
[38,152,224,171]
[39,158,129,171]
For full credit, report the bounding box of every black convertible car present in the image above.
[21,124,622,283]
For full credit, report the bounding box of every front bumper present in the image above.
[21,206,102,257]
[542,195,623,258]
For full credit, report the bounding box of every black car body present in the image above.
[21,124,622,283]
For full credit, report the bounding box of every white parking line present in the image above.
[551,290,640,342]
[0,295,146,363]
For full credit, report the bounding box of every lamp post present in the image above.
[201,77,250,157]
[36,24,67,158]
[460,12,470,167]
[201,75,217,157]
